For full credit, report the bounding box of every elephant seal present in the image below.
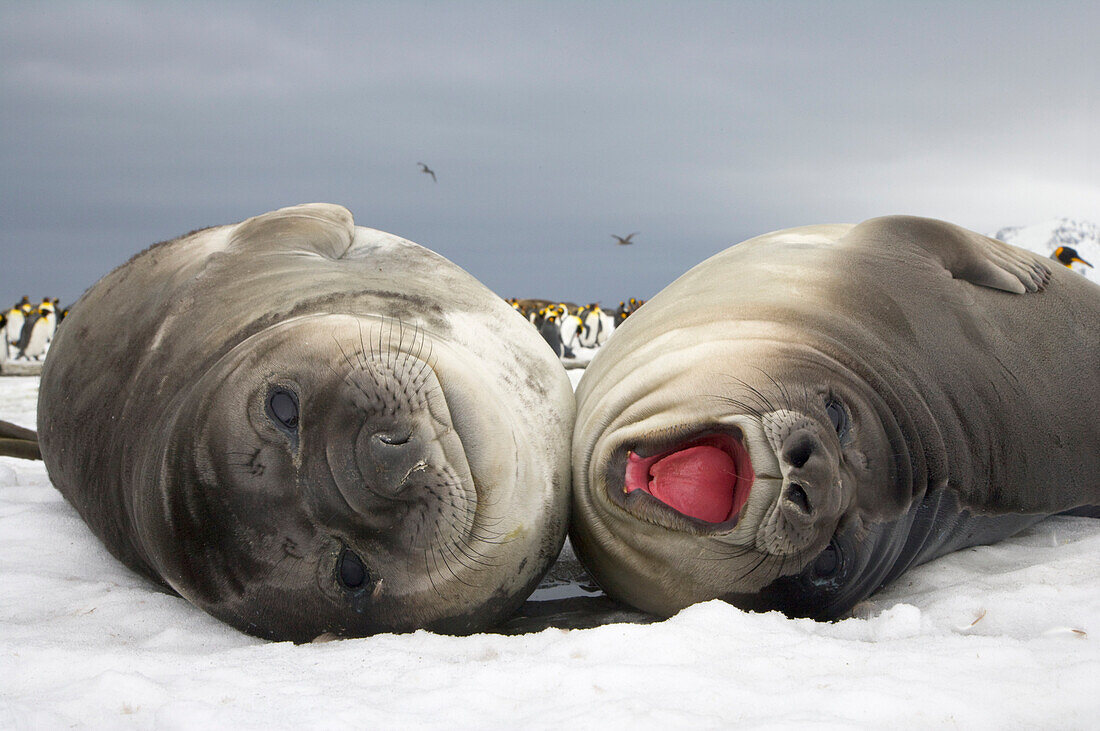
[38,203,574,641]
[572,215,1099,621]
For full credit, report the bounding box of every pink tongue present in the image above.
[647,446,737,523]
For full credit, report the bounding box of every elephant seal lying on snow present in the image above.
[37,203,574,641]
[571,215,1099,620]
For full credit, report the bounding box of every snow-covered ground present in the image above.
[2,371,1098,728]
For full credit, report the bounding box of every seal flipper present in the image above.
[843,215,1051,294]
[0,418,40,460]
[228,203,356,260]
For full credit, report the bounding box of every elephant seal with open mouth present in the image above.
[38,203,574,641]
[572,215,1098,620]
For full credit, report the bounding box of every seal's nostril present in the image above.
[786,483,812,514]
[783,433,814,469]
[377,431,410,446]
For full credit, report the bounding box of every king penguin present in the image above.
[1051,246,1093,271]
[17,305,54,360]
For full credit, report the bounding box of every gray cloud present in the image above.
[2,1,1098,306]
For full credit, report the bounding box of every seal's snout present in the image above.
[361,428,420,495]
[779,428,839,521]
[327,348,481,546]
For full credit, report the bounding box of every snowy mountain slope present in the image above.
[994,218,1099,283]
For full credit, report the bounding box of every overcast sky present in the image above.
[2,1,1098,306]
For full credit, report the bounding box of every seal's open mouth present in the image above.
[624,434,754,524]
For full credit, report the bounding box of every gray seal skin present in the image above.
[572,215,1099,621]
[37,203,574,641]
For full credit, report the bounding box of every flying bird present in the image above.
[417,162,437,182]
[613,232,639,246]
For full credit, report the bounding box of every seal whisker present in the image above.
[440,540,488,583]
[422,549,444,598]
[453,516,506,545]
[452,536,503,566]
[386,317,399,370]
[752,368,794,413]
[412,323,427,366]
[710,394,766,421]
[726,375,779,415]
[331,333,360,375]
[434,545,476,588]
[383,317,393,369]
[467,531,513,545]
[729,545,774,584]
[447,531,502,566]
[340,368,380,412]
[413,339,435,384]
[468,511,506,528]
[412,322,426,364]
[430,545,461,599]
[697,540,757,558]
[356,320,368,369]
[395,318,414,374]
[377,318,388,366]
[264,548,302,589]
[440,493,487,544]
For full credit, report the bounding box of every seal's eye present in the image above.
[338,549,368,590]
[267,388,299,430]
[825,398,848,439]
[812,542,839,579]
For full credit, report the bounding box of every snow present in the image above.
[994,218,1100,283]
[2,374,1098,728]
